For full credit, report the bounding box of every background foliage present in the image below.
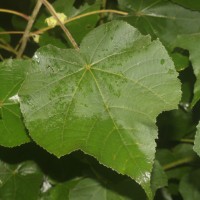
[0,0,200,199]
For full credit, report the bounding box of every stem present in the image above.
[0,44,18,55]
[163,157,195,171]
[0,54,4,61]
[33,9,128,35]
[16,0,42,58]
[180,139,194,144]
[40,0,79,50]
[0,8,29,20]
[0,31,25,35]
[102,0,107,9]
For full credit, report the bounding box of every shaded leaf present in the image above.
[194,122,200,157]
[179,169,200,200]
[68,177,146,200]
[19,21,181,198]
[170,52,189,72]
[151,160,167,195]
[0,59,31,147]
[0,160,43,200]
[175,34,200,107]
[171,0,200,11]
[34,0,100,47]
[118,0,200,48]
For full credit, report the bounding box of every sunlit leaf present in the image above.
[0,59,31,147]
[19,21,181,199]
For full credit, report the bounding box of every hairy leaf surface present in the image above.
[0,60,30,147]
[19,21,181,198]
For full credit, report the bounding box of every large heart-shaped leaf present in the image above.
[19,21,181,199]
[118,0,200,48]
[0,59,31,147]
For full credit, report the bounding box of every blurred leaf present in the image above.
[151,160,168,195]
[0,27,10,44]
[18,21,181,199]
[170,52,189,72]
[194,122,200,157]
[0,160,43,200]
[34,0,100,47]
[175,34,200,107]
[68,177,146,200]
[157,108,195,143]
[171,0,200,11]
[38,31,68,48]
[0,59,31,147]
[156,144,197,173]
[118,0,200,49]
[179,169,200,200]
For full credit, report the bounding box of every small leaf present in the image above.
[19,21,181,199]
[151,160,168,195]
[0,59,31,147]
[118,0,200,48]
[0,160,43,200]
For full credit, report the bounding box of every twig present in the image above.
[0,8,29,20]
[16,0,42,58]
[163,157,194,171]
[40,0,79,50]
[33,9,128,35]
[0,44,18,55]
[180,138,194,144]
[0,31,25,35]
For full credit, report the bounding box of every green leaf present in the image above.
[156,144,197,179]
[118,0,200,48]
[19,21,181,199]
[194,122,200,157]
[151,160,167,195]
[171,0,200,11]
[0,59,31,147]
[34,0,100,47]
[170,52,189,72]
[175,34,200,106]
[0,160,43,200]
[68,177,146,200]
[179,169,200,200]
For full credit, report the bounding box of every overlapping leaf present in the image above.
[34,0,100,47]
[171,0,200,11]
[179,169,200,200]
[0,160,43,200]
[118,0,200,48]
[19,21,181,199]
[175,34,200,106]
[0,60,31,147]
[194,122,200,157]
